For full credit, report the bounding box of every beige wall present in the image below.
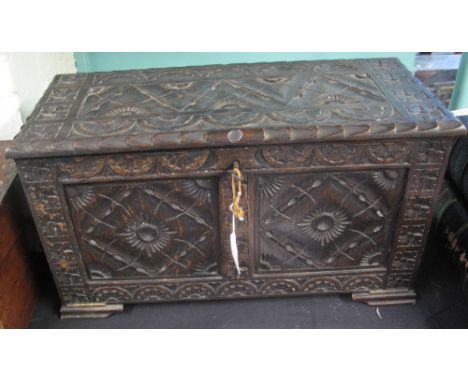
[0,53,76,140]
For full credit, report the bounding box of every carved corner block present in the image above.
[60,303,124,319]
[352,289,416,306]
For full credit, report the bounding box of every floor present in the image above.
[27,234,468,329]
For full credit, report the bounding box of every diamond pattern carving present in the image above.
[65,178,218,280]
[77,70,396,123]
[257,170,405,271]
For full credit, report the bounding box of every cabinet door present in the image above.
[254,169,406,274]
[65,177,220,281]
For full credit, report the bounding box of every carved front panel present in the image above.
[14,137,457,309]
[256,169,406,272]
[65,178,219,280]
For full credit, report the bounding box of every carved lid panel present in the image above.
[7,58,465,159]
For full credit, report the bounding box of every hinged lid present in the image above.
[6,58,466,159]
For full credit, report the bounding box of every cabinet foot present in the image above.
[60,303,124,319]
[352,289,416,306]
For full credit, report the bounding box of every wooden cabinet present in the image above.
[6,59,466,318]
[0,142,37,328]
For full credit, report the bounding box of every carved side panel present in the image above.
[386,139,452,288]
[15,159,90,304]
[65,178,219,280]
[255,169,406,272]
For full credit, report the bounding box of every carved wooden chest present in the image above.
[6,58,466,318]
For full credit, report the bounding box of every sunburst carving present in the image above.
[320,94,357,105]
[359,250,383,266]
[67,186,95,209]
[117,217,176,258]
[298,208,351,247]
[372,170,399,190]
[261,76,289,84]
[258,176,285,197]
[216,97,251,111]
[106,106,147,116]
[159,82,193,90]
[181,179,212,201]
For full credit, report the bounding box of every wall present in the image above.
[0,55,22,140]
[0,53,76,140]
[450,53,468,111]
[75,52,416,72]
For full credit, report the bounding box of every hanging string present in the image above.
[230,164,244,275]
[231,167,245,221]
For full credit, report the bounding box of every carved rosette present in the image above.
[298,208,351,247]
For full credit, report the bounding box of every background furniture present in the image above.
[435,115,468,295]
[0,141,37,328]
